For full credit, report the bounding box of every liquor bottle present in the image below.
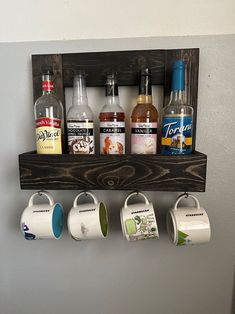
[67,73,94,154]
[99,74,125,155]
[131,68,158,154]
[34,67,64,154]
[161,60,193,155]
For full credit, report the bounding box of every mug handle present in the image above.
[124,191,149,208]
[73,191,99,208]
[174,193,200,211]
[28,191,55,207]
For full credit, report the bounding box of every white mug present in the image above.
[120,192,159,241]
[67,191,108,240]
[166,193,211,246]
[20,191,63,240]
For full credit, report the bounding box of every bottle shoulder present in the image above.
[162,103,193,115]
[67,104,93,120]
[34,94,63,108]
[131,103,158,121]
[100,104,124,113]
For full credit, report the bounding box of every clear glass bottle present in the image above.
[99,74,125,155]
[34,67,64,154]
[67,72,94,154]
[161,60,193,155]
[131,68,158,154]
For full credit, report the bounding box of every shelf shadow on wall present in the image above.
[231,269,235,314]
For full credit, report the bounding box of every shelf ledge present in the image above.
[19,151,207,192]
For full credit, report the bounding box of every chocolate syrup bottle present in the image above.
[67,72,94,154]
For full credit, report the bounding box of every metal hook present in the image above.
[38,190,43,196]
[184,192,189,198]
[81,190,88,197]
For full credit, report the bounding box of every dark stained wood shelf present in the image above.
[19,151,207,191]
[18,48,207,192]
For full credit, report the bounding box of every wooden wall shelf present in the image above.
[19,151,207,191]
[18,47,207,192]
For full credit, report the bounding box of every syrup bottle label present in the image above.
[131,122,157,154]
[67,120,94,154]
[161,114,192,154]
[100,121,125,154]
[36,117,62,154]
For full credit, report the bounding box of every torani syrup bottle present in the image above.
[131,68,158,154]
[99,74,125,155]
[161,60,193,155]
[67,73,94,154]
[34,67,64,154]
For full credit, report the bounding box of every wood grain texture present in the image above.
[26,49,205,192]
[19,151,207,191]
[62,50,165,87]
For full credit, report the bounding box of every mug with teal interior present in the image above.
[20,191,63,240]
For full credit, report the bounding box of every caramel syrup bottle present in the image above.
[99,74,125,155]
[131,68,158,154]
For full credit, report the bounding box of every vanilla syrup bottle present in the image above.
[99,74,125,155]
[131,68,158,154]
[34,67,64,154]
[67,72,94,154]
[161,60,193,154]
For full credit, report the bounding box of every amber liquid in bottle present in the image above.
[131,68,158,154]
[99,74,125,155]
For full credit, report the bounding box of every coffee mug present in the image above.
[20,191,63,240]
[67,191,108,240]
[120,192,159,241]
[166,193,211,246]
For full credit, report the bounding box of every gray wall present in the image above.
[0,35,234,314]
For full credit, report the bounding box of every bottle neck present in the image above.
[169,61,186,105]
[42,74,54,95]
[105,95,120,106]
[137,95,152,104]
[138,69,152,104]
[73,74,88,106]
[169,90,186,105]
[105,75,119,106]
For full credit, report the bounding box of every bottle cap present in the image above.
[105,73,118,96]
[140,68,151,76]
[42,66,53,76]
[139,68,152,95]
[171,60,185,91]
[172,60,185,70]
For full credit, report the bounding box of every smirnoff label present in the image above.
[161,114,192,154]
[67,120,94,154]
[36,117,62,154]
[131,122,157,154]
[100,121,125,154]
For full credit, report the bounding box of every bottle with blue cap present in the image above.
[161,60,193,155]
